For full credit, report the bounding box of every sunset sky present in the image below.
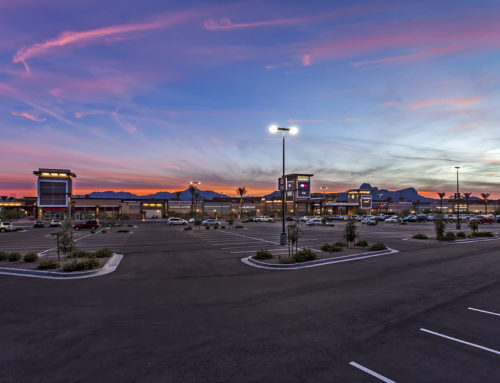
[1,0,499,198]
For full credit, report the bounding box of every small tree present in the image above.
[434,215,446,240]
[344,218,357,248]
[469,220,479,235]
[287,223,302,258]
[188,185,197,218]
[59,217,75,258]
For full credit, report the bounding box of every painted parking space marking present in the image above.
[349,362,397,383]
[420,328,500,355]
[468,307,500,318]
[217,230,280,245]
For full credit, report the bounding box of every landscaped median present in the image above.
[0,248,123,279]
[242,243,399,270]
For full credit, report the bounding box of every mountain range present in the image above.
[76,184,477,203]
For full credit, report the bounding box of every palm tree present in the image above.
[188,185,197,218]
[194,192,200,218]
[481,193,491,214]
[175,191,182,201]
[236,187,247,219]
[437,192,446,214]
[463,193,472,214]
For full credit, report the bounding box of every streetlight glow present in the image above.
[289,126,299,135]
[269,125,279,134]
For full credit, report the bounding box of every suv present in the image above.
[201,219,220,227]
[0,222,14,232]
[73,220,99,230]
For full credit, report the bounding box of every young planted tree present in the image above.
[481,193,490,214]
[463,192,472,214]
[437,192,446,214]
[434,215,446,240]
[59,217,75,259]
[287,223,302,258]
[236,187,247,220]
[344,218,357,248]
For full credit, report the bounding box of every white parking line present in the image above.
[349,362,396,383]
[420,328,500,355]
[230,248,291,254]
[217,230,280,245]
[468,307,500,318]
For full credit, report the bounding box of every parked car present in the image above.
[50,219,62,227]
[0,222,15,232]
[497,216,500,223]
[385,216,399,223]
[402,215,417,222]
[286,216,298,221]
[167,217,188,225]
[307,217,323,226]
[361,217,377,225]
[254,216,274,222]
[201,219,220,227]
[73,220,100,230]
[33,221,45,228]
[473,215,495,224]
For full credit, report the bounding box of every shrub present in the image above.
[333,241,347,247]
[128,224,134,227]
[293,248,317,262]
[355,240,368,247]
[320,243,342,252]
[117,229,130,233]
[184,226,192,231]
[399,222,407,225]
[0,251,8,261]
[94,248,113,258]
[50,232,61,236]
[369,242,387,251]
[456,231,466,238]
[63,257,100,272]
[442,232,456,241]
[70,249,90,258]
[90,230,96,234]
[23,252,38,262]
[472,231,494,237]
[8,252,22,262]
[254,249,273,260]
[38,259,59,270]
[205,226,210,230]
[101,229,107,234]
[221,226,226,229]
[412,233,428,240]
[469,220,479,235]
[235,225,244,229]
[214,226,218,230]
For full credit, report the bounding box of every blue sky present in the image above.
[0,0,499,197]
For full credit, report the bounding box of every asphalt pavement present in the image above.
[0,222,499,382]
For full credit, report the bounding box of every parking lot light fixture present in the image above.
[455,167,461,230]
[269,124,299,245]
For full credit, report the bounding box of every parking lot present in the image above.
[0,221,499,382]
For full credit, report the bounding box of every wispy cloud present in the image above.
[12,10,199,73]
[407,95,484,109]
[287,119,323,123]
[11,111,46,122]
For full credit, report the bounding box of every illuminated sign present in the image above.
[297,181,310,199]
[361,196,372,209]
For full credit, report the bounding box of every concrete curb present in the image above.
[0,253,124,280]
[242,248,399,270]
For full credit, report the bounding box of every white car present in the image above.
[201,219,220,227]
[0,222,15,232]
[50,219,62,227]
[254,216,274,222]
[307,218,323,226]
[385,216,399,223]
[167,217,188,225]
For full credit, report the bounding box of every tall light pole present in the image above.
[269,124,298,245]
[455,166,461,230]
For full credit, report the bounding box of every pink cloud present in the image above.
[301,54,311,66]
[407,95,484,109]
[383,101,400,107]
[12,10,199,73]
[287,119,323,123]
[351,44,466,68]
[11,111,46,122]
[345,118,358,122]
[454,124,474,130]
